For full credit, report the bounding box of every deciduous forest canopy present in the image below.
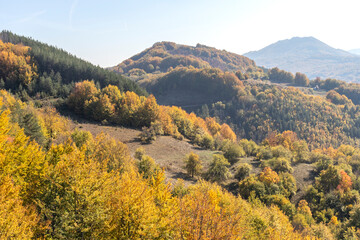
[3,30,360,239]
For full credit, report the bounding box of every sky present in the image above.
[1,0,360,67]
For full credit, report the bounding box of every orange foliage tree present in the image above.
[337,170,352,192]
[259,167,280,185]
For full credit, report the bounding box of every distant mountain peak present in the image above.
[244,36,360,82]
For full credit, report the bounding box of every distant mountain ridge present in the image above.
[244,37,360,82]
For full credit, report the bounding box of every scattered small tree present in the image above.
[184,152,202,178]
[139,126,156,144]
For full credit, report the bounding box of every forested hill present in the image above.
[108,41,264,109]
[0,30,146,98]
[110,41,256,74]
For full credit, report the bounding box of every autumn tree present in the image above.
[85,93,115,121]
[219,123,237,142]
[0,39,37,87]
[297,200,312,219]
[71,129,93,148]
[184,152,202,178]
[294,72,309,86]
[316,165,340,192]
[259,167,280,185]
[42,143,114,239]
[38,106,70,139]
[67,80,99,114]
[337,170,352,192]
[268,67,294,83]
[107,170,158,239]
[91,133,131,172]
[205,117,221,136]
[223,142,245,164]
[326,90,351,105]
[0,176,39,239]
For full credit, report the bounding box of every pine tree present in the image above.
[20,111,46,145]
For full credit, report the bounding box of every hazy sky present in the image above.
[1,0,360,67]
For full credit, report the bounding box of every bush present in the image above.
[256,147,273,161]
[235,163,252,181]
[206,154,231,183]
[238,175,266,199]
[71,129,93,148]
[200,133,214,150]
[264,195,296,218]
[223,143,245,164]
[139,126,156,144]
[238,139,258,156]
[134,147,145,160]
[137,155,159,179]
[261,157,293,173]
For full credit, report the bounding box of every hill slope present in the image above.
[244,36,360,82]
[0,30,146,97]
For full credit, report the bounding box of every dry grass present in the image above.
[73,121,216,186]
[69,116,315,197]
[292,163,316,202]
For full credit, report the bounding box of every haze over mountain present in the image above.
[244,37,360,82]
[349,48,360,55]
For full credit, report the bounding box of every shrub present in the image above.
[224,143,245,164]
[206,154,231,183]
[137,155,159,179]
[235,163,252,181]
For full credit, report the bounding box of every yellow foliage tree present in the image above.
[107,169,158,239]
[178,181,247,239]
[43,142,114,239]
[0,104,47,204]
[0,40,37,85]
[67,80,99,114]
[38,106,70,139]
[0,175,39,239]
